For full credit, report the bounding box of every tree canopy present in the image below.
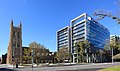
[75,40,90,63]
[25,41,50,65]
[55,47,71,63]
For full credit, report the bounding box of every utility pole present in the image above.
[31,47,34,71]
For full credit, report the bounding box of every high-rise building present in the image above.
[70,13,110,53]
[57,26,71,53]
[70,13,110,62]
[7,20,22,64]
[57,13,110,63]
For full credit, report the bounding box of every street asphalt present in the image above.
[0,62,120,71]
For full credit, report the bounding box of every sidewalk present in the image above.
[13,63,89,68]
[48,63,77,67]
[18,63,77,68]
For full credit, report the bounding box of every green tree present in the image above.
[116,44,120,51]
[29,41,50,65]
[103,39,120,62]
[75,41,83,63]
[38,44,50,63]
[113,53,120,60]
[23,48,31,64]
[109,40,120,55]
[111,42,120,60]
[96,49,105,63]
[83,40,90,63]
[104,45,111,51]
[75,40,90,63]
[55,47,70,63]
[29,42,39,65]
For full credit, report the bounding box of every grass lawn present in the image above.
[98,66,120,71]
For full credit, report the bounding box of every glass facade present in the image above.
[57,13,110,63]
[86,18,110,48]
[71,13,110,53]
[57,26,70,52]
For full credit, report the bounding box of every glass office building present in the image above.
[57,26,71,53]
[70,13,110,62]
[57,13,110,63]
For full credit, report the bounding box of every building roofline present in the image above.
[70,12,109,32]
[70,13,87,23]
[57,26,69,33]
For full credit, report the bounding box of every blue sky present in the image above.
[0,0,120,57]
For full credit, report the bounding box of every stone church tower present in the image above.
[7,20,22,64]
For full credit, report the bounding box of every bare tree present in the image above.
[93,0,120,24]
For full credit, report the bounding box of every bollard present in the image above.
[16,64,18,68]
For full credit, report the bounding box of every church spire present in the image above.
[19,21,22,28]
[10,19,13,27]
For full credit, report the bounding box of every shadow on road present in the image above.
[0,68,15,71]
[57,68,103,71]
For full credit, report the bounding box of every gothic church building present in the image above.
[7,20,22,64]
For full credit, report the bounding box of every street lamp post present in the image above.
[85,48,88,63]
[31,48,34,67]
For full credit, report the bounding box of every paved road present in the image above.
[0,62,120,71]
